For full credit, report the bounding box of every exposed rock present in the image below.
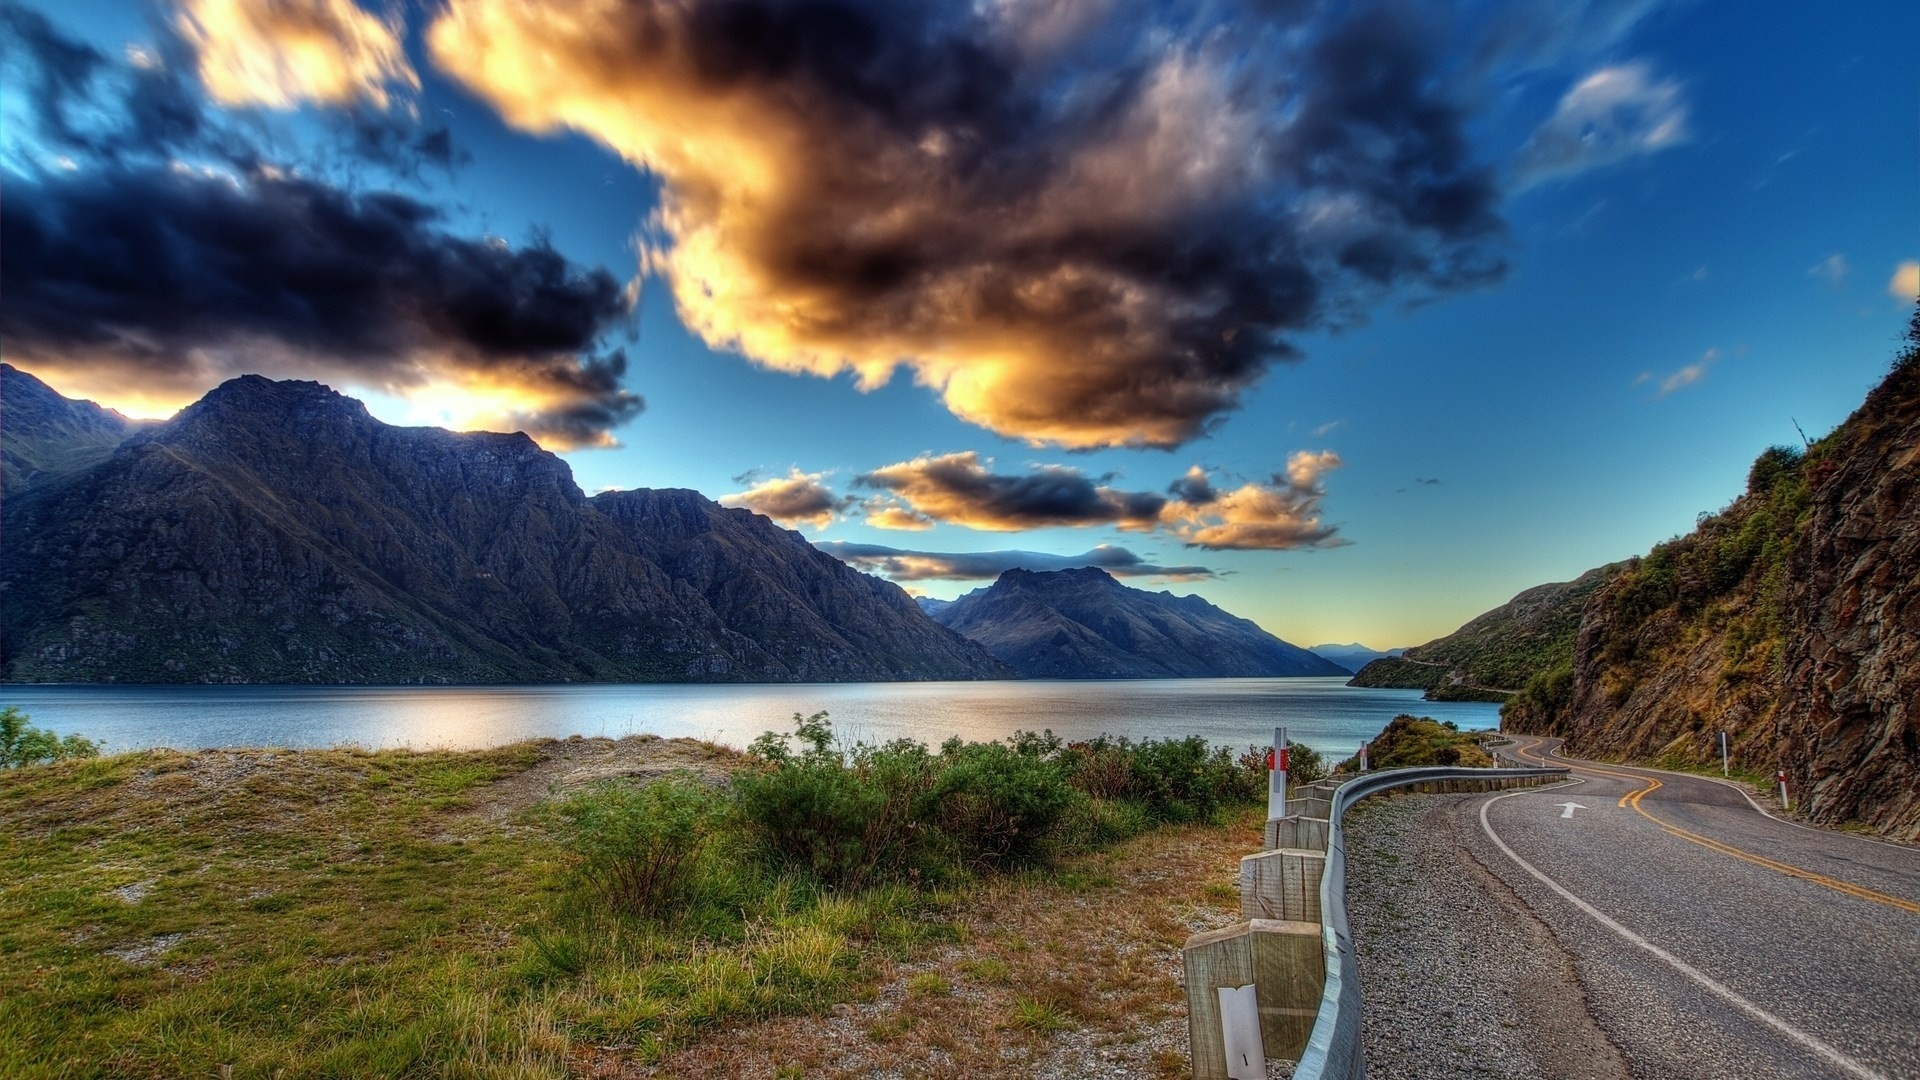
[927,567,1345,679]
[1,373,1006,684]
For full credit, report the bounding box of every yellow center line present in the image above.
[1509,737,1920,916]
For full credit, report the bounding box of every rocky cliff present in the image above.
[0,373,1005,684]
[1349,564,1621,701]
[1505,311,1920,838]
[928,567,1346,679]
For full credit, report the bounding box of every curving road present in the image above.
[1455,735,1920,1079]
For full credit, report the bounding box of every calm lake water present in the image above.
[0,678,1501,758]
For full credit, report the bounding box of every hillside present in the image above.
[1348,564,1622,701]
[0,365,140,494]
[0,373,1005,684]
[1505,310,1920,838]
[928,567,1347,679]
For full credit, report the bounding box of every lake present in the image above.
[0,678,1501,758]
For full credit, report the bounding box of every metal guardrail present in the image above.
[1290,765,1570,1080]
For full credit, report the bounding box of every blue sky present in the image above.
[4,0,1915,649]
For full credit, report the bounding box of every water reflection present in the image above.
[1,678,1503,758]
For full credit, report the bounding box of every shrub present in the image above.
[925,740,1074,870]
[557,773,725,920]
[737,716,939,891]
[0,707,99,768]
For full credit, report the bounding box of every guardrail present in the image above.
[1291,765,1569,1080]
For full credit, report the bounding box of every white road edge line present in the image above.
[1477,788,1887,1080]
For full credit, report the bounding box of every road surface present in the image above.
[1450,735,1920,1079]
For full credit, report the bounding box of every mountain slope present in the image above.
[1,364,139,494]
[1505,313,1920,838]
[0,374,1004,684]
[928,567,1346,679]
[1348,564,1622,700]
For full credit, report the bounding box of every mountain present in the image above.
[1347,564,1623,702]
[0,373,1006,684]
[925,567,1347,679]
[1,364,141,495]
[915,597,954,619]
[1506,315,1920,838]
[1308,642,1404,675]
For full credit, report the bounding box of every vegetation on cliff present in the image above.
[1,720,1267,1076]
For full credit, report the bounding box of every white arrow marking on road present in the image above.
[1556,802,1586,818]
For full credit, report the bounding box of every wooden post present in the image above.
[1264,815,1330,852]
[1240,848,1326,923]
[1184,920,1324,1077]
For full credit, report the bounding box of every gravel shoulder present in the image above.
[1344,792,1631,1080]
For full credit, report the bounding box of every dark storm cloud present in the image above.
[720,470,856,528]
[430,0,1510,448]
[857,453,1167,532]
[1,164,640,447]
[815,542,1217,583]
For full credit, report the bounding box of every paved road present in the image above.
[1457,736,1920,1079]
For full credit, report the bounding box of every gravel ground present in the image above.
[1343,792,1631,1080]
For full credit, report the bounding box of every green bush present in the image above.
[557,773,726,920]
[737,716,939,891]
[0,707,99,769]
[926,740,1074,870]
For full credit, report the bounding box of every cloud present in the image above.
[720,469,854,529]
[1166,465,1218,506]
[1516,62,1689,186]
[1891,260,1920,300]
[858,452,1167,532]
[1162,450,1344,550]
[1636,347,1719,397]
[1312,419,1347,437]
[426,0,1506,448]
[1,163,641,448]
[815,542,1216,583]
[176,0,418,110]
[1808,254,1848,286]
[1415,476,1443,485]
[864,503,936,531]
[854,452,1342,550]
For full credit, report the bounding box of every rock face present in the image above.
[927,567,1346,679]
[1349,565,1621,700]
[0,373,1005,684]
[1505,318,1920,838]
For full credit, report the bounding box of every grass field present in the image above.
[1,734,1260,1078]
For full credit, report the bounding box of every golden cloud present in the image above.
[426,0,1503,449]
[858,452,1166,532]
[178,0,418,109]
[1891,260,1920,301]
[719,470,852,529]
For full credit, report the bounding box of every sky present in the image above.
[3,0,1916,650]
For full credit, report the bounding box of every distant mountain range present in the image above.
[923,567,1346,679]
[1306,642,1404,675]
[0,367,1003,684]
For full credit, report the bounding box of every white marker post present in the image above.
[1268,725,1288,819]
[1358,740,1370,773]
[1777,769,1790,811]
[1720,731,1729,777]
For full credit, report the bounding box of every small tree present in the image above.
[0,707,100,768]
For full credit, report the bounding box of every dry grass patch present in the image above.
[628,807,1261,1079]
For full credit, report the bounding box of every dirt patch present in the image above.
[464,734,741,822]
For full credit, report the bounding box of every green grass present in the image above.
[2,720,1268,1076]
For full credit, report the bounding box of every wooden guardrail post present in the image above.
[1184,920,1323,1078]
[1264,814,1331,852]
[1240,848,1326,922]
